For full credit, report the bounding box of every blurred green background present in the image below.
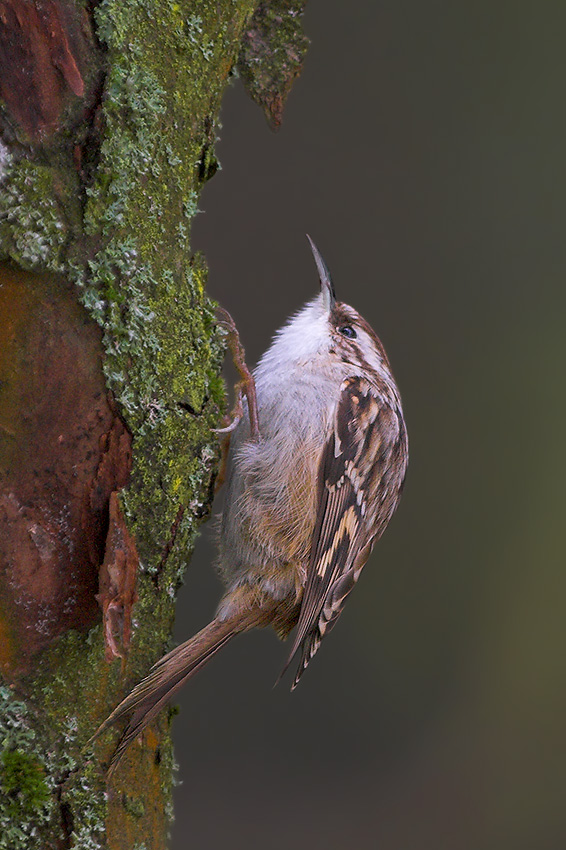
[172,2,566,847]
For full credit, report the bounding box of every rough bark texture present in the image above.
[0,1,308,847]
[238,1,310,130]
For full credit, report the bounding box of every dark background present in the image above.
[172,3,566,848]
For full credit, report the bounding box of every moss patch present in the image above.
[1,750,49,815]
[0,685,57,849]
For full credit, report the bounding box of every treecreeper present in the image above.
[94,236,409,772]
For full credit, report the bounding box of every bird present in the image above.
[95,236,408,772]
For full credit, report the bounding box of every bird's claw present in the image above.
[216,307,260,441]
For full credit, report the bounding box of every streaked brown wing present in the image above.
[282,375,408,688]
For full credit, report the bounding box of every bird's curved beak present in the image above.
[306,234,336,312]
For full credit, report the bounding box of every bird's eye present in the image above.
[338,325,357,339]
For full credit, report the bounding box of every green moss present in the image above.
[24,629,109,849]
[123,793,145,819]
[1,750,49,815]
[0,685,54,849]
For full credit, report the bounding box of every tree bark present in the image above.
[0,1,308,847]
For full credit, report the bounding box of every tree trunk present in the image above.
[0,1,308,846]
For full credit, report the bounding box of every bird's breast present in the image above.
[219,364,342,593]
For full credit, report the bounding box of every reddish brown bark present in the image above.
[0,263,132,677]
[0,0,93,140]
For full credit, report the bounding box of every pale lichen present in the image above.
[0,157,68,272]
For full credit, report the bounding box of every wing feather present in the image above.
[282,375,407,688]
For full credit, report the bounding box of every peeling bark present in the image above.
[238,0,310,129]
[97,492,138,664]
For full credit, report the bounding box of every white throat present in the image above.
[254,295,330,382]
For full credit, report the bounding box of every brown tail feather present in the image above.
[94,612,264,774]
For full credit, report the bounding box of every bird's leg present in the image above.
[215,308,260,441]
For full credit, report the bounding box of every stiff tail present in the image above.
[94,613,258,773]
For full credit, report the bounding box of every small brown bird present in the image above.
[96,236,408,771]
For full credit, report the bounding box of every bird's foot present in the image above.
[215,307,260,441]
